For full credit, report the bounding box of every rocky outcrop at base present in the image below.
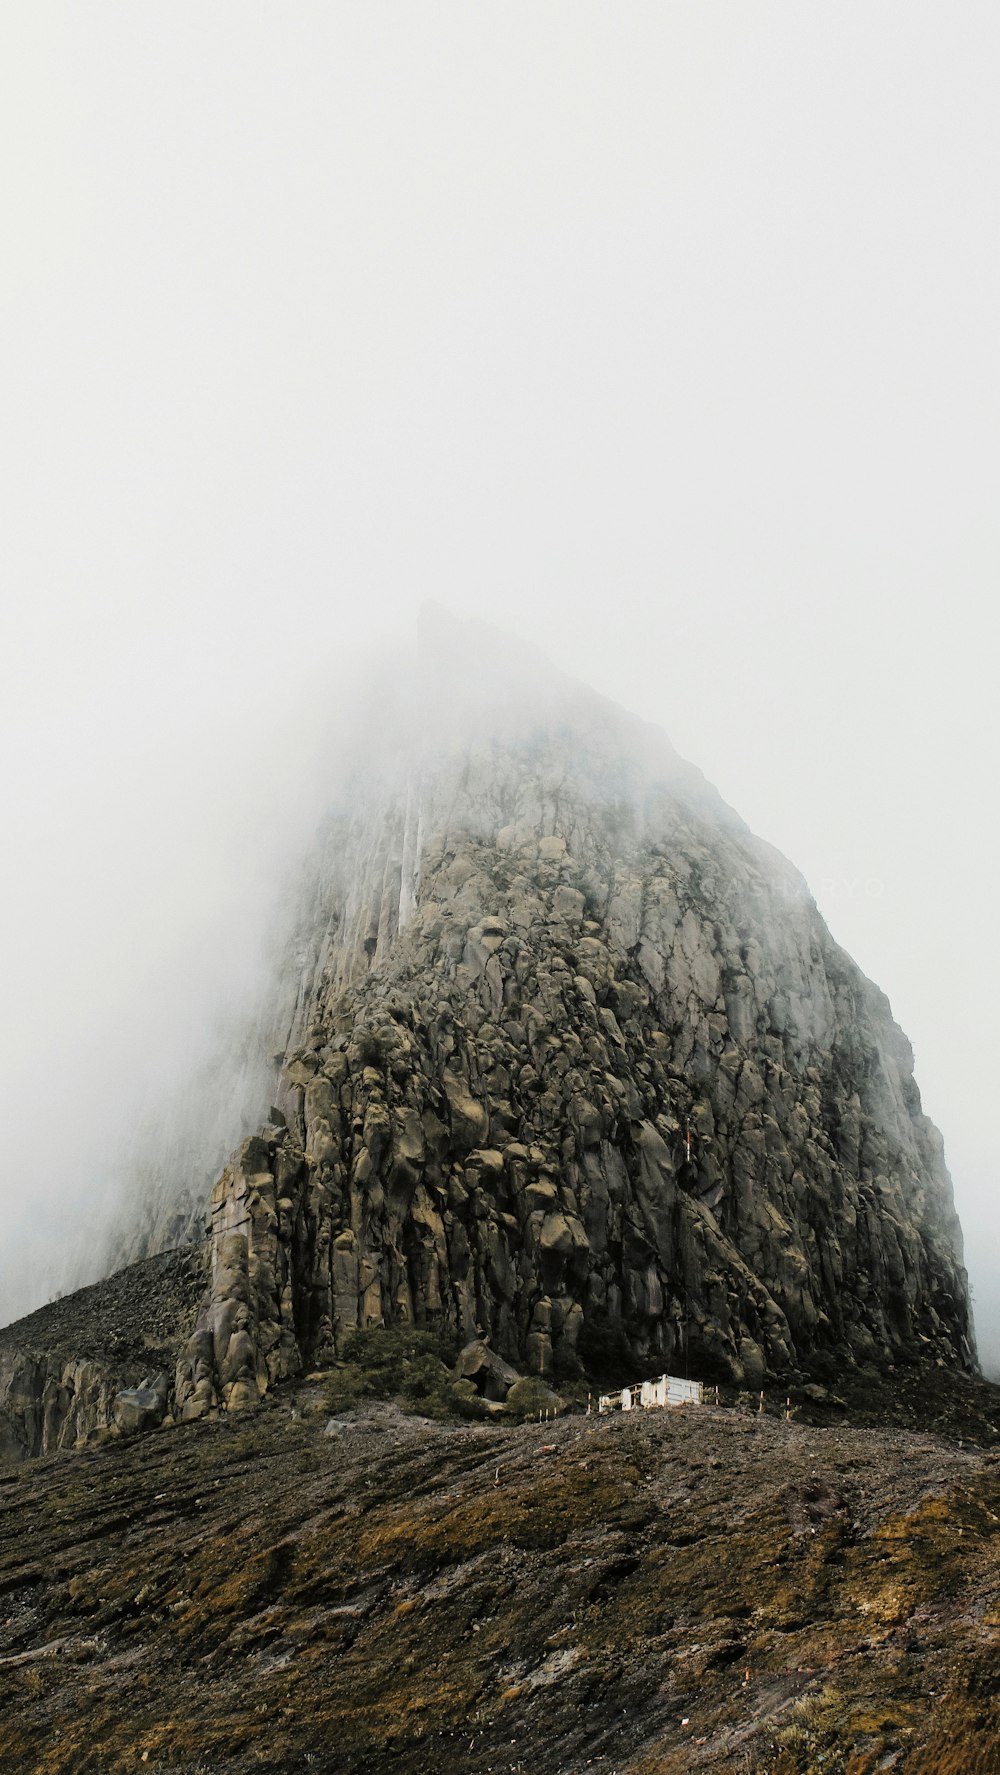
[0,1251,202,1462]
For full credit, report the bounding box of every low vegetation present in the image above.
[322,1326,487,1420]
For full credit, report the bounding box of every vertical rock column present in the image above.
[174,1130,306,1418]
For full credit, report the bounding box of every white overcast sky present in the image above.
[2,5,998,1367]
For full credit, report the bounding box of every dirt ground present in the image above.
[2,1378,999,1775]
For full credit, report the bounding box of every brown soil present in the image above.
[2,1379,999,1775]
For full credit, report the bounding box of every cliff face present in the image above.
[169,636,973,1419]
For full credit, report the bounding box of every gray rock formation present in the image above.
[0,1250,203,1460]
[168,619,973,1418]
[1,618,977,1449]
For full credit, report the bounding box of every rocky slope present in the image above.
[2,1380,999,1775]
[0,1252,203,1464]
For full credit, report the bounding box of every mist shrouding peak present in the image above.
[348,605,745,852]
[3,613,965,1410]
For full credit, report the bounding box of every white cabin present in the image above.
[597,1373,704,1414]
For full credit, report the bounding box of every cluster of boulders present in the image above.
[450,1337,562,1417]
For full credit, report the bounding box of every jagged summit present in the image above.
[0,616,975,1457]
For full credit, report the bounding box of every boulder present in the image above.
[454,1340,521,1401]
[113,1387,166,1437]
[504,1376,564,1418]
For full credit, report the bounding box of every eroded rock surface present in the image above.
[0,1252,202,1462]
[171,665,974,1418]
[2,636,976,1441]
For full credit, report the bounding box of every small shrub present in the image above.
[323,1326,480,1421]
[576,1314,635,1385]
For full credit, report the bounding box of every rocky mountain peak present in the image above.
[162,621,974,1418]
[0,621,976,1460]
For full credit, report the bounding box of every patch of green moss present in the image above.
[323,1326,485,1421]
